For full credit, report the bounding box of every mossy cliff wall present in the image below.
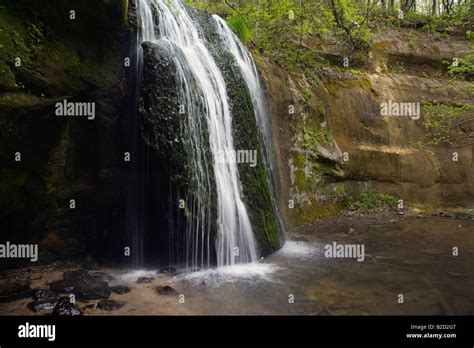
[0,0,130,266]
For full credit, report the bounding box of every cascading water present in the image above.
[213,15,284,240]
[136,0,259,269]
[213,16,273,168]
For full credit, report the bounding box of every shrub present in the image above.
[227,16,250,43]
[346,189,397,213]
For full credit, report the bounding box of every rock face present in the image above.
[258,27,473,227]
[0,0,131,268]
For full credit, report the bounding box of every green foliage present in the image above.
[444,49,474,78]
[418,101,474,147]
[330,0,372,50]
[227,15,250,42]
[187,0,471,76]
[420,3,471,34]
[187,0,348,70]
[346,189,397,212]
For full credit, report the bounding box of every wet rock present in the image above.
[157,267,177,276]
[27,298,58,312]
[33,289,58,301]
[76,286,111,300]
[98,274,117,283]
[111,286,131,295]
[63,269,90,280]
[52,297,82,316]
[48,270,111,300]
[48,279,75,293]
[136,277,153,284]
[81,256,100,270]
[156,285,178,296]
[0,279,32,303]
[97,299,125,311]
[91,272,117,283]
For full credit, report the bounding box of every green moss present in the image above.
[293,153,306,168]
[298,113,333,151]
[295,169,311,191]
[288,90,346,227]
[342,75,374,91]
[326,81,340,96]
[291,199,345,226]
[0,1,125,98]
[0,61,16,90]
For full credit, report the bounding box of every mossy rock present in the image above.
[0,61,16,90]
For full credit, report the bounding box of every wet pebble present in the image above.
[97,299,125,311]
[111,285,131,294]
[136,277,153,284]
[155,285,178,296]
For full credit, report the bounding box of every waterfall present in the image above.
[212,16,272,166]
[213,15,284,241]
[136,0,258,268]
